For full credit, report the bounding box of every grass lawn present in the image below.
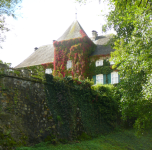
[16,129,152,150]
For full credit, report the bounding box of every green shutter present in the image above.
[93,76,96,84]
[118,74,120,83]
[103,74,106,84]
[107,73,111,84]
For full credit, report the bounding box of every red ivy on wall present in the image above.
[53,30,96,79]
[41,62,53,69]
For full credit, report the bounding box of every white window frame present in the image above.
[45,68,52,74]
[96,59,103,67]
[111,72,118,84]
[66,60,72,69]
[96,74,103,84]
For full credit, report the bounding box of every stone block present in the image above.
[44,111,47,115]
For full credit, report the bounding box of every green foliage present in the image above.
[57,115,62,121]
[44,134,57,145]
[25,64,53,81]
[91,84,121,125]
[77,132,92,141]
[94,59,112,75]
[0,60,11,67]
[53,33,96,79]
[0,131,27,150]
[0,0,22,48]
[14,70,21,76]
[47,116,53,120]
[58,138,68,144]
[91,84,121,101]
[16,129,152,150]
[102,0,152,132]
[45,74,120,141]
[0,0,22,16]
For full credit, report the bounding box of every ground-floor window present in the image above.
[111,71,118,84]
[96,74,103,84]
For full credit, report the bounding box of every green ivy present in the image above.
[23,63,53,81]
[94,60,112,75]
[44,74,120,140]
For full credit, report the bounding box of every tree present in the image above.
[104,0,152,132]
[76,0,152,132]
[76,0,101,4]
[0,0,22,17]
[0,0,22,48]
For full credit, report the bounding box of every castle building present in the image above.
[15,20,120,84]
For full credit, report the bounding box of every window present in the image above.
[111,72,118,84]
[45,68,52,74]
[96,60,103,67]
[66,60,72,69]
[110,61,114,65]
[96,74,103,84]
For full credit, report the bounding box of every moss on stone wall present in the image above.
[0,112,29,149]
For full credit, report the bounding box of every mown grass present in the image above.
[16,129,152,150]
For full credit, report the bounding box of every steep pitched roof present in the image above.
[90,34,115,56]
[57,20,88,41]
[15,21,115,69]
[15,44,54,68]
[15,20,88,68]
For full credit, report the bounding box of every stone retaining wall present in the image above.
[0,73,83,149]
[0,75,55,146]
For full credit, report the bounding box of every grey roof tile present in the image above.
[15,44,54,68]
[57,20,88,41]
[15,21,115,68]
[90,34,115,56]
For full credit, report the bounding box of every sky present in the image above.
[0,0,115,68]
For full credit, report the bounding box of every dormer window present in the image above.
[45,68,52,74]
[96,60,103,67]
[66,60,72,69]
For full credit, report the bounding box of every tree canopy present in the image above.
[76,0,152,133]
[105,0,152,132]
[0,0,22,17]
[0,0,22,48]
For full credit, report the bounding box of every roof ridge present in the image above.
[57,20,88,41]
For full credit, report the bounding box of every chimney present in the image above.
[34,47,38,51]
[92,30,98,40]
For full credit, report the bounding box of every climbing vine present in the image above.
[53,29,96,79]
[45,74,120,140]
[52,29,118,81]
[25,63,54,81]
[19,31,117,83]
